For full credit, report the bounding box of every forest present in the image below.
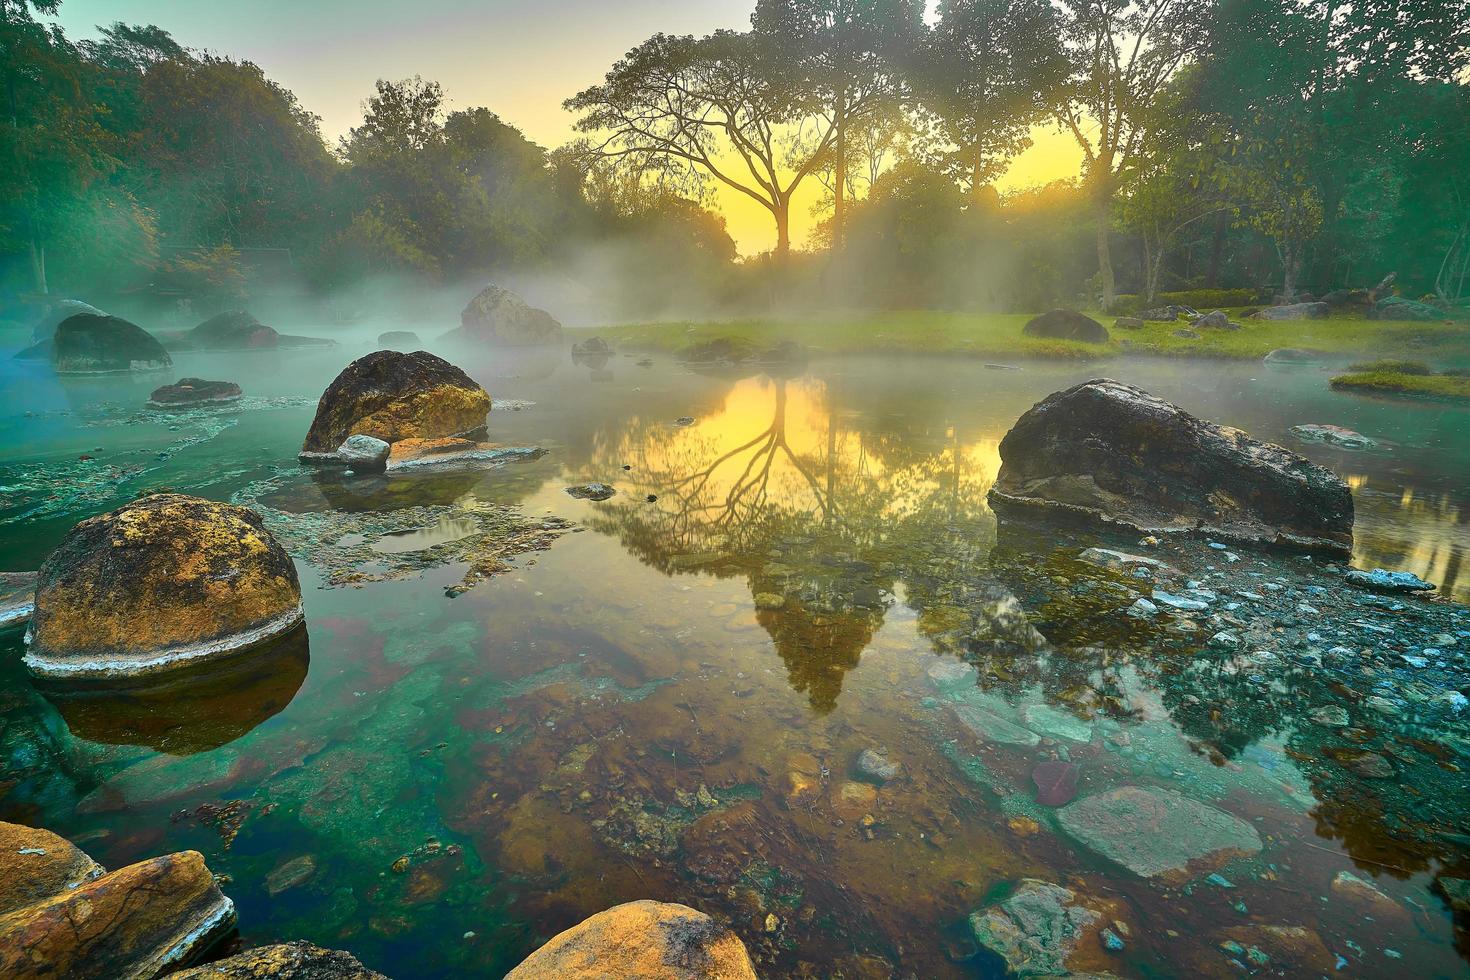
[3,0,1469,322]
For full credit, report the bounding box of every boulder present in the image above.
[190,310,279,349]
[1248,302,1329,321]
[969,879,1120,977]
[1263,347,1323,365]
[172,942,387,979]
[1057,786,1262,883]
[450,285,563,347]
[148,378,243,408]
[566,483,616,501]
[1343,567,1435,593]
[0,821,104,916]
[988,379,1354,555]
[0,849,235,978]
[1367,295,1449,321]
[504,900,758,979]
[50,314,172,374]
[1139,305,1196,321]
[385,437,542,471]
[337,435,391,474]
[1022,310,1109,343]
[376,330,421,350]
[1321,288,1372,310]
[31,299,106,343]
[1289,424,1376,450]
[25,493,304,681]
[0,571,36,629]
[571,337,613,356]
[1193,309,1238,330]
[1113,316,1145,330]
[299,350,491,461]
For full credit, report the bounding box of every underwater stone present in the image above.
[566,483,616,501]
[504,900,757,979]
[337,434,391,473]
[1057,786,1262,882]
[25,493,304,681]
[990,379,1354,556]
[1343,568,1435,593]
[855,748,901,784]
[968,879,1109,977]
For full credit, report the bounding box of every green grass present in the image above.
[1329,370,1470,402]
[1345,358,1434,374]
[581,309,1470,364]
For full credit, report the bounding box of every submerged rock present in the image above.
[450,284,563,347]
[50,313,172,374]
[1249,302,1329,320]
[299,350,491,462]
[337,434,391,474]
[148,378,243,408]
[1057,786,1262,882]
[173,942,387,979]
[0,848,235,978]
[504,900,757,979]
[989,379,1354,555]
[1344,567,1435,593]
[0,571,36,629]
[855,748,901,784]
[25,493,304,681]
[0,821,104,916]
[1290,424,1376,450]
[1022,310,1109,343]
[565,483,616,501]
[968,879,1117,977]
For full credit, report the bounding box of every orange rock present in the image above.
[505,900,757,979]
[0,821,103,916]
[172,941,387,979]
[0,850,235,978]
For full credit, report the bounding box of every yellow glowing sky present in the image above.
[51,0,1085,256]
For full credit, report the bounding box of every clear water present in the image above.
[2,328,1468,977]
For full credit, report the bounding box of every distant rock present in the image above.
[48,314,172,374]
[172,942,387,980]
[1289,424,1376,450]
[190,310,279,349]
[1249,302,1329,321]
[1194,309,1239,330]
[989,379,1354,555]
[1263,347,1324,365]
[25,493,304,681]
[1368,295,1449,321]
[337,434,391,474]
[1322,288,1372,310]
[148,378,242,408]
[1172,328,1200,339]
[1057,786,1262,882]
[572,337,613,356]
[0,571,37,630]
[1113,316,1145,330]
[299,350,490,462]
[566,483,616,501]
[969,879,1120,977]
[450,285,563,347]
[377,330,421,350]
[1022,310,1109,343]
[1343,567,1435,593]
[1139,305,1193,321]
[504,900,757,979]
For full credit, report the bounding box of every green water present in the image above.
[2,331,1469,977]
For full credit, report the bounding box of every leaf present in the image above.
[1032,761,1079,807]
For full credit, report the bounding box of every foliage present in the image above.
[1329,371,1470,402]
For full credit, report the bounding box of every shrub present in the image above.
[1111,288,1262,313]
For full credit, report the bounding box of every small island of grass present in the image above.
[1330,361,1470,402]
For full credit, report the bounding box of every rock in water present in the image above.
[25,493,304,681]
[0,822,104,916]
[172,942,388,979]
[989,379,1354,555]
[1263,348,1323,365]
[377,330,422,350]
[31,299,106,343]
[565,483,616,501]
[1343,567,1435,593]
[1022,310,1109,343]
[51,313,172,374]
[1057,786,1262,882]
[337,434,391,474]
[0,571,36,629]
[504,900,758,979]
[1248,302,1330,320]
[1289,423,1376,450]
[190,310,279,349]
[299,350,491,461]
[148,378,243,408]
[968,879,1117,977]
[451,284,563,347]
[0,849,236,978]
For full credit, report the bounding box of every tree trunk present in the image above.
[1281,241,1300,301]
[774,198,791,263]
[1094,192,1116,311]
[832,105,846,252]
[29,235,47,296]
[972,149,985,206]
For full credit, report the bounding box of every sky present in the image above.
[48,0,1083,255]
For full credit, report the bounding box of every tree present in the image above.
[565,30,837,262]
[1053,0,1215,309]
[750,0,921,248]
[916,0,1069,202]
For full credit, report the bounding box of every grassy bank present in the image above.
[1330,370,1470,402]
[583,310,1470,364]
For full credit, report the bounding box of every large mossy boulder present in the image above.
[0,846,235,978]
[299,350,491,460]
[505,900,757,979]
[50,313,172,374]
[172,942,387,979]
[449,284,563,347]
[989,379,1354,555]
[1022,310,1109,343]
[1367,295,1449,321]
[25,493,304,681]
